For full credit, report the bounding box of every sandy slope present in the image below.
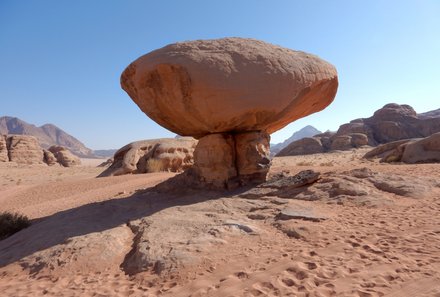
[0,150,440,297]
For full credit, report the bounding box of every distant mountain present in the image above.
[0,116,94,157]
[271,125,321,155]
[93,149,117,158]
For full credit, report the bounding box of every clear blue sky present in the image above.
[1,1,439,149]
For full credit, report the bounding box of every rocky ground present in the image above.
[0,149,440,297]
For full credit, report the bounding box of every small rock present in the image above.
[277,207,327,222]
[223,220,258,234]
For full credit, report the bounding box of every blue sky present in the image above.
[1,1,439,149]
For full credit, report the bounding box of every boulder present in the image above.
[350,133,369,147]
[43,149,58,166]
[336,122,375,145]
[363,139,412,160]
[7,135,44,164]
[330,135,352,151]
[0,135,8,162]
[276,137,324,156]
[99,137,197,177]
[363,133,440,164]
[122,38,338,137]
[121,38,338,187]
[48,145,81,167]
[401,132,440,163]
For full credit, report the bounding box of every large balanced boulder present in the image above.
[121,38,338,188]
[48,145,81,167]
[98,137,197,177]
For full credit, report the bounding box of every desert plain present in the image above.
[1,149,439,297]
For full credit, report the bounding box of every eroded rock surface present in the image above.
[121,38,338,187]
[99,137,197,177]
[364,132,440,164]
[0,135,8,162]
[48,145,81,167]
[43,149,58,166]
[277,103,440,156]
[7,135,44,164]
[241,167,430,206]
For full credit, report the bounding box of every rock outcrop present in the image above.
[48,145,81,167]
[277,103,440,156]
[276,137,324,156]
[121,38,338,188]
[364,132,440,164]
[0,135,8,162]
[98,137,197,177]
[0,135,80,166]
[43,149,58,166]
[7,135,44,164]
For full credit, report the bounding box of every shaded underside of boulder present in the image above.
[98,137,197,177]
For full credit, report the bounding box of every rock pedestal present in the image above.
[121,37,338,189]
[193,131,270,188]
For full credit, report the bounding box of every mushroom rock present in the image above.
[121,38,338,188]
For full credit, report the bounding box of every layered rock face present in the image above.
[7,135,44,164]
[277,103,440,157]
[98,137,197,177]
[0,135,8,162]
[121,38,338,188]
[0,135,80,167]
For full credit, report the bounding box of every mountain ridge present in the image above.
[271,125,321,155]
[0,116,94,158]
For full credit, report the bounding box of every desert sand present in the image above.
[1,149,440,297]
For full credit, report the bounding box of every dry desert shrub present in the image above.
[296,161,314,166]
[319,161,334,166]
[0,211,31,240]
[146,158,165,173]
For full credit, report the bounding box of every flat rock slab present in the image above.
[277,206,327,222]
[264,170,320,189]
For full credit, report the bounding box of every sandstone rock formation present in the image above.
[43,149,58,166]
[121,38,338,187]
[48,145,81,167]
[364,132,440,164]
[276,137,324,156]
[7,135,44,164]
[98,137,197,177]
[0,135,8,162]
[277,103,440,156]
[0,135,80,166]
